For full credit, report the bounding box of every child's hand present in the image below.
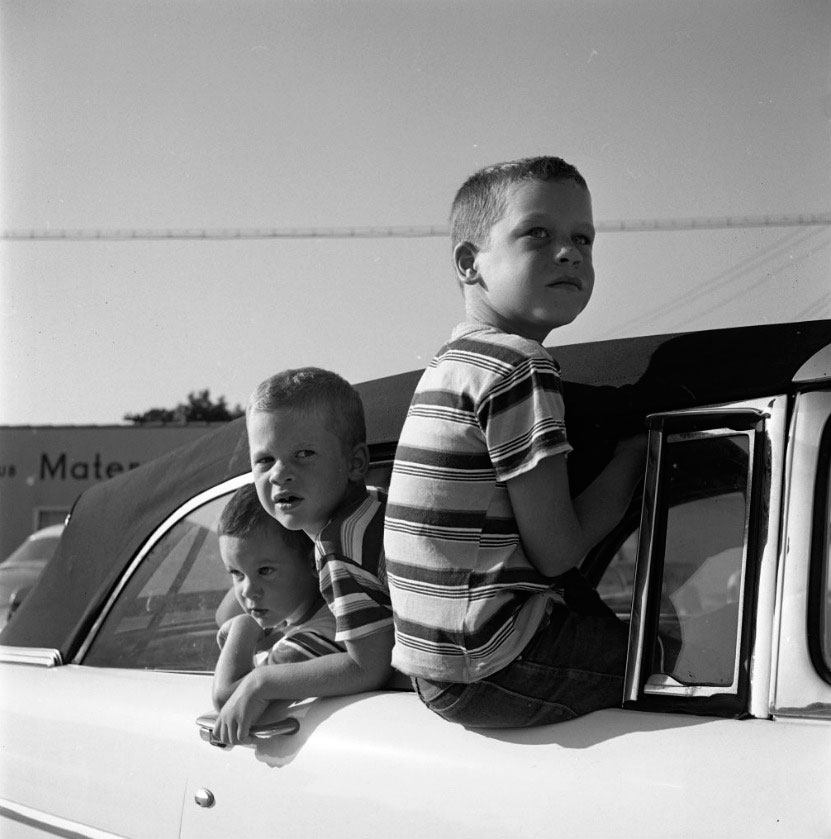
[212,669,271,747]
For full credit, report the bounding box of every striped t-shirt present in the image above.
[385,323,570,682]
[315,484,393,643]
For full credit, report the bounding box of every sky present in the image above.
[1,0,829,425]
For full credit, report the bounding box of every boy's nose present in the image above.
[241,579,261,599]
[268,460,293,484]
[554,244,581,264]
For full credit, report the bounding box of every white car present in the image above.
[0,523,64,627]
[1,320,830,839]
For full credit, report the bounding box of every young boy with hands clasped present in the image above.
[213,368,393,745]
[212,483,343,735]
[384,156,647,729]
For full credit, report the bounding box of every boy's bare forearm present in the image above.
[237,628,393,704]
[573,440,646,547]
[509,439,646,578]
[212,615,262,709]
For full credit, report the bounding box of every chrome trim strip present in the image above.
[623,426,663,702]
[642,675,730,699]
[747,396,787,719]
[0,797,127,839]
[0,646,62,667]
[73,472,253,663]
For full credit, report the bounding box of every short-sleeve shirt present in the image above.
[315,484,393,643]
[385,323,570,682]
[216,596,343,667]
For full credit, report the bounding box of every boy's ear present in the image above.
[453,241,481,286]
[347,442,370,481]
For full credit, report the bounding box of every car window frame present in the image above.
[73,473,252,665]
[622,404,772,717]
[72,456,396,669]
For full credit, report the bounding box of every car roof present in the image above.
[1,525,65,567]
[27,524,66,541]
[3,319,829,659]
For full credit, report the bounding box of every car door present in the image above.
[0,477,246,839]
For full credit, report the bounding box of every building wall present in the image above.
[0,425,223,561]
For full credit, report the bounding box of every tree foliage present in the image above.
[124,389,245,424]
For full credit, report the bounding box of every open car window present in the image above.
[82,482,246,672]
[596,434,749,665]
[621,406,767,715]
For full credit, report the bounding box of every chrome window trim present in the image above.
[746,397,787,719]
[73,472,252,664]
[642,427,754,698]
[0,646,62,667]
[624,424,663,701]
[625,399,781,709]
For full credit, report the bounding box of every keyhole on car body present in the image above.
[194,788,215,808]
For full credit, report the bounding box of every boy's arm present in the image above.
[212,614,263,710]
[212,625,393,746]
[508,435,647,578]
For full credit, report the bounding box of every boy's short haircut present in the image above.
[218,483,311,556]
[247,367,366,451]
[449,155,589,250]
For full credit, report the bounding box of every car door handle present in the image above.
[195,712,300,747]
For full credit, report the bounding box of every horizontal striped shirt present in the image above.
[315,484,393,643]
[385,324,569,682]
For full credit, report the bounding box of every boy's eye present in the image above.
[574,233,593,246]
[296,449,315,459]
[259,567,276,577]
[228,569,243,580]
[526,227,549,239]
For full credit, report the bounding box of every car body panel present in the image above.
[1,665,828,839]
[773,389,831,715]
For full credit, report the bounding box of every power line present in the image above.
[2,212,829,242]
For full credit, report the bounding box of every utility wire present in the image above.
[2,212,830,242]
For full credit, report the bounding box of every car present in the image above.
[0,523,64,627]
[1,320,830,839]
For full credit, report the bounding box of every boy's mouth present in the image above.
[548,275,582,290]
[273,492,302,509]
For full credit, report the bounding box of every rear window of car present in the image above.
[82,488,236,672]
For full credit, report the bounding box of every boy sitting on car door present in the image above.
[384,156,647,728]
[213,367,394,746]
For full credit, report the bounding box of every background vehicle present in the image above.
[0,523,64,627]
[1,321,830,839]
